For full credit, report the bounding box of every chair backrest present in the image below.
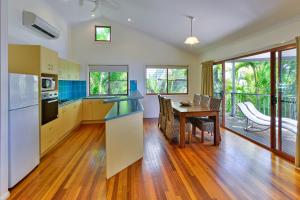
[161,97,168,117]
[200,95,210,107]
[158,94,163,114]
[193,94,201,105]
[164,98,174,121]
[209,97,222,111]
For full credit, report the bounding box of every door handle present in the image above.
[47,99,58,103]
[271,95,277,105]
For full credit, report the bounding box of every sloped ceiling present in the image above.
[46,0,300,54]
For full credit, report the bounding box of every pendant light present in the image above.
[184,16,199,45]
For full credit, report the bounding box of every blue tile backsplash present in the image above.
[58,80,86,100]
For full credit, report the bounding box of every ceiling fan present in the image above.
[79,0,120,13]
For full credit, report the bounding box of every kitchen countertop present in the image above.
[58,98,82,107]
[104,100,144,121]
[58,91,144,121]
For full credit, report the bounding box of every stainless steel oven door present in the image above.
[42,98,58,125]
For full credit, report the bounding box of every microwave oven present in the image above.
[41,77,56,91]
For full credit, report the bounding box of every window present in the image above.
[95,26,111,42]
[89,66,128,95]
[146,66,188,94]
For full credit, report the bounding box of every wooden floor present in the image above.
[10,119,300,200]
[9,124,107,200]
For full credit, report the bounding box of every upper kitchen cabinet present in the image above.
[8,45,58,75]
[40,46,58,74]
[58,58,81,80]
[9,45,41,75]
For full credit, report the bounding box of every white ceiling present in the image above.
[46,0,300,54]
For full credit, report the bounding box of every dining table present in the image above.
[172,101,221,148]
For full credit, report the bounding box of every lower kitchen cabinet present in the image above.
[41,100,82,155]
[41,99,112,156]
[41,118,59,154]
[82,99,113,122]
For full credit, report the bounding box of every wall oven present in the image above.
[41,77,56,91]
[42,91,58,125]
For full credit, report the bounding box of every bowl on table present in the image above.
[180,101,192,107]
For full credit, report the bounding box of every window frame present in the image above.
[89,71,129,96]
[146,65,189,95]
[95,26,111,42]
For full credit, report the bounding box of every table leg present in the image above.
[214,112,220,145]
[179,114,186,148]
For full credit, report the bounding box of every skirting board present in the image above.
[0,191,10,200]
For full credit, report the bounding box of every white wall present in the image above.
[199,16,300,62]
[0,0,9,199]
[8,0,70,58]
[70,18,200,118]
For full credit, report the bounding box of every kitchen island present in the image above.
[103,92,144,178]
[54,91,144,178]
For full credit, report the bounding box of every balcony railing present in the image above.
[214,92,297,120]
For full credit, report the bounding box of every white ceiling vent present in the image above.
[22,11,60,39]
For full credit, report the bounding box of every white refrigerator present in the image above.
[9,73,39,188]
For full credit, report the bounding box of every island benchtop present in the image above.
[103,91,144,121]
[58,91,144,121]
[104,100,144,121]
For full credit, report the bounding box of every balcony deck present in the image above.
[225,114,296,156]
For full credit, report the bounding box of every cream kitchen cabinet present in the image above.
[82,99,113,122]
[41,100,82,155]
[40,46,58,74]
[58,58,81,80]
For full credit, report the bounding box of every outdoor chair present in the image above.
[237,102,297,134]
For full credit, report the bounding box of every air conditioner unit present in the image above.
[22,11,60,39]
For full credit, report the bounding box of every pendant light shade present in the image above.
[184,36,200,45]
[184,16,199,45]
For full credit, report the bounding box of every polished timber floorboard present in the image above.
[10,120,300,200]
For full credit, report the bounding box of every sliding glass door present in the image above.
[224,53,272,147]
[276,48,297,157]
[215,44,297,160]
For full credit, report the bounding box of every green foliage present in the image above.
[95,27,111,41]
[213,54,297,119]
[89,71,127,95]
[146,68,187,94]
[168,69,188,93]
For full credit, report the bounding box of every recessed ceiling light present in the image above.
[127,18,132,22]
[91,14,95,17]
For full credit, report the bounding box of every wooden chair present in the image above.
[200,95,210,107]
[164,98,179,142]
[160,97,167,133]
[191,97,222,143]
[193,94,201,105]
[186,94,201,139]
[157,94,163,127]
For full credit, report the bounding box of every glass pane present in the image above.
[146,68,167,94]
[225,53,271,147]
[95,26,111,41]
[278,48,297,156]
[167,68,188,94]
[110,81,128,94]
[109,72,128,94]
[110,72,127,81]
[213,64,223,125]
[89,72,109,95]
